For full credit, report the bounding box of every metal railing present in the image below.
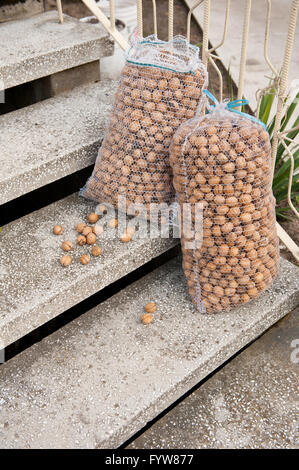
[54,0,299,261]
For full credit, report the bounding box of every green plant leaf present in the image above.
[276,114,299,160]
[275,210,293,221]
[259,89,276,125]
[280,92,299,132]
[248,85,298,212]
[272,147,299,188]
[274,185,299,203]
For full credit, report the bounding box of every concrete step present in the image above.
[0,11,113,90]
[128,306,299,449]
[0,80,118,205]
[0,257,298,448]
[0,193,177,348]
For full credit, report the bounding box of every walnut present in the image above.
[60,255,72,267]
[80,254,90,265]
[145,302,157,313]
[88,213,99,224]
[61,241,73,252]
[53,225,63,235]
[76,223,86,233]
[141,313,153,325]
[82,226,92,236]
[77,235,86,246]
[91,245,102,257]
[86,232,97,245]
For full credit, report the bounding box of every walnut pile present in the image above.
[54,212,105,267]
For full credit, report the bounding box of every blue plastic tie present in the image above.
[203,89,268,132]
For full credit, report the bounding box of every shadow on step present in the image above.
[2,165,94,226]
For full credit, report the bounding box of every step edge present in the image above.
[0,80,117,204]
[0,38,114,89]
[0,11,114,89]
[1,235,178,348]
[0,140,100,205]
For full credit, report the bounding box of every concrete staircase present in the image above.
[0,9,298,449]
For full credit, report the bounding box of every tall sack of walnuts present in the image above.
[81,35,207,218]
[170,93,280,314]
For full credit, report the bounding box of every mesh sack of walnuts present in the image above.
[170,93,279,314]
[80,35,207,218]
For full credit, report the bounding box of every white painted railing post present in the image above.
[56,0,64,23]
[110,0,115,31]
[237,0,251,105]
[168,0,174,41]
[81,0,128,49]
[202,0,210,67]
[152,0,157,36]
[137,0,143,37]
[271,0,299,178]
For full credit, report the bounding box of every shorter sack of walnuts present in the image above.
[81,34,207,218]
[170,92,279,314]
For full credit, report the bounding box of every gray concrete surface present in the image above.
[0,11,113,90]
[0,257,298,448]
[0,193,177,348]
[129,306,299,449]
[0,80,118,205]
[186,0,299,108]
